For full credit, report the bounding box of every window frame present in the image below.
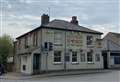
[86,35,93,45]
[33,31,38,46]
[87,51,93,63]
[25,35,29,49]
[53,51,62,63]
[71,51,78,63]
[95,53,100,62]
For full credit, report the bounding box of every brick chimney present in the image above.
[70,16,78,25]
[41,14,49,25]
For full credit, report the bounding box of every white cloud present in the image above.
[7,4,12,9]
[81,14,89,21]
[51,17,71,21]
[90,24,119,37]
[9,14,41,21]
[19,0,36,4]
[1,21,34,39]
[51,0,60,4]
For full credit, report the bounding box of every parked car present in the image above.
[0,64,5,75]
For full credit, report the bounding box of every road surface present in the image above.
[0,70,120,82]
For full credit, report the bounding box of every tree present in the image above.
[0,34,13,67]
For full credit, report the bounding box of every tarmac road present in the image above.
[0,70,120,82]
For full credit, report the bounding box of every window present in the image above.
[72,51,78,63]
[33,32,38,46]
[23,65,26,71]
[87,52,93,62]
[54,51,61,63]
[87,35,93,45]
[54,31,62,45]
[25,36,29,48]
[96,54,100,62]
[18,39,21,50]
[65,52,70,62]
[114,56,120,64]
[81,53,85,62]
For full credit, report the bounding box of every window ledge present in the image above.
[71,62,79,64]
[87,45,95,48]
[53,62,63,65]
[87,62,94,64]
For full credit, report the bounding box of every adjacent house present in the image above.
[102,32,120,69]
[14,14,103,75]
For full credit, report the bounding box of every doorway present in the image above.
[102,52,108,69]
[33,53,41,74]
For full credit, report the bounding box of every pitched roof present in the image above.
[103,32,120,47]
[109,32,120,37]
[43,19,103,34]
[16,19,103,39]
[104,32,120,39]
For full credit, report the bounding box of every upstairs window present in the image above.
[87,35,93,45]
[72,51,78,63]
[54,51,62,63]
[25,36,29,48]
[33,31,38,46]
[18,39,21,50]
[54,31,62,45]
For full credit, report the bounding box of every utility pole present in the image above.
[64,27,67,71]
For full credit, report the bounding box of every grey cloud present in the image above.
[1,0,119,38]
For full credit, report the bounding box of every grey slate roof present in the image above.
[16,19,103,39]
[103,32,120,51]
[43,19,103,34]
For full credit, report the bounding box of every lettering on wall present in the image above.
[67,31,83,47]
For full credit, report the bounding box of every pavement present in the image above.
[0,69,111,80]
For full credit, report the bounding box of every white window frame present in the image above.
[86,35,93,46]
[71,51,78,63]
[53,51,62,63]
[87,51,93,63]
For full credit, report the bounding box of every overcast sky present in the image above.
[0,0,120,38]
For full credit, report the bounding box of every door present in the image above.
[33,54,40,74]
[102,52,108,69]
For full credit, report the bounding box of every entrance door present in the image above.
[102,52,108,69]
[33,54,40,74]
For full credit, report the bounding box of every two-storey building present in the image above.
[15,14,103,75]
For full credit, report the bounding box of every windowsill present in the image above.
[87,45,94,48]
[71,62,79,64]
[80,61,86,63]
[53,62,63,65]
[87,62,94,64]
[54,43,63,46]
